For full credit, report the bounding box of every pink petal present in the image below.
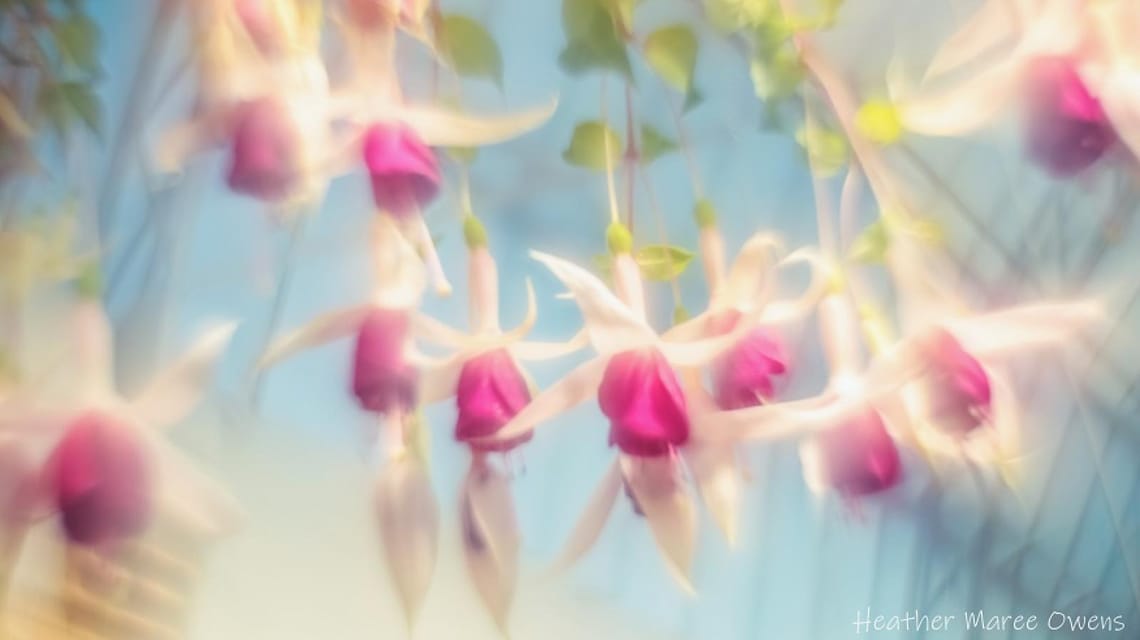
[362,123,440,218]
[374,454,438,630]
[454,349,533,452]
[599,349,690,457]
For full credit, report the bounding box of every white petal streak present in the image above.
[258,305,373,370]
[129,322,237,430]
[620,455,697,595]
[944,300,1101,358]
[384,99,558,147]
[548,460,621,574]
[474,356,607,445]
[460,463,519,634]
[530,251,655,354]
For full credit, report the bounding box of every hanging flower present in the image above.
[361,123,441,218]
[895,0,1135,175]
[225,96,305,201]
[47,412,153,547]
[352,308,419,414]
[911,328,991,437]
[1,297,242,555]
[709,320,788,410]
[479,243,758,590]
[801,407,901,497]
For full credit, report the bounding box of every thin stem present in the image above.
[802,106,837,259]
[641,169,683,307]
[250,213,310,408]
[601,78,620,225]
[458,163,475,218]
[624,82,637,232]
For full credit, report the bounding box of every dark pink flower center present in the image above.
[1024,57,1116,177]
[352,308,417,414]
[226,97,302,202]
[362,123,440,218]
[920,329,992,435]
[599,348,690,457]
[48,413,152,547]
[454,348,533,452]
[712,326,788,410]
[815,409,901,496]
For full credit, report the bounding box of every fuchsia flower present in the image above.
[896,0,1140,176]
[47,413,152,547]
[226,97,305,202]
[803,408,901,497]
[454,348,533,452]
[599,348,690,457]
[913,328,992,436]
[352,308,418,414]
[709,314,788,410]
[362,123,440,218]
[1024,57,1116,176]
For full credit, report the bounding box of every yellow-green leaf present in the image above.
[855,98,903,145]
[749,48,803,100]
[561,0,632,79]
[849,220,889,264]
[564,121,623,170]
[438,15,503,85]
[637,244,693,281]
[640,124,677,165]
[644,25,698,93]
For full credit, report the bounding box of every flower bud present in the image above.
[454,349,533,453]
[915,328,991,436]
[362,123,440,218]
[48,413,152,547]
[352,308,418,414]
[1024,57,1116,177]
[599,348,690,457]
[226,97,303,202]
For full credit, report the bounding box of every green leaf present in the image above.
[705,0,773,31]
[849,219,889,264]
[795,123,847,176]
[37,81,100,137]
[560,0,632,79]
[438,15,503,85]
[682,86,704,112]
[636,244,693,281]
[563,120,622,170]
[855,98,903,146]
[53,11,100,74]
[639,124,677,165]
[644,25,698,94]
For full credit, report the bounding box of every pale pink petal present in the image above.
[942,300,1101,358]
[1095,67,1140,161]
[508,329,590,361]
[548,460,621,575]
[923,0,1021,81]
[70,300,115,401]
[719,232,783,311]
[375,453,439,630]
[460,462,519,634]
[620,455,696,595]
[685,444,741,547]
[128,322,237,430]
[383,99,558,148]
[258,305,373,369]
[900,57,1023,136]
[529,251,655,355]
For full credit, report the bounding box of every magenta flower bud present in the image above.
[812,409,901,497]
[48,413,152,547]
[454,349,533,453]
[352,308,418,414]
[917,329,992,436]
[598,348,690,457]
[1024,57,1116,177]
[362,123,440,218]
[226,97,302,202]
[711,327,788,410]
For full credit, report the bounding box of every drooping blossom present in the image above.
[454,348,533,453]
[895,0,1135,176]
[0,297,242,555]
[801,406,901,497]
[911,328,991,436]
[225,96,307,202]
[709,320,788,410]
[352,308,419,414]
[361,123,440,218]
[479,239,760,590]
[47,412,152,547]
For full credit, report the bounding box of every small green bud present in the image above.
[463,215,487,249]
[693,199,717,229]
[74,262,102,299]
[606,221,633,255]
[672,304,690,326]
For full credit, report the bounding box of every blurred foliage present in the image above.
[639,123,677,165]
[0,0,103,180]
[559,0,633,79]
[644,24,699,101]
[437,14,504,86]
